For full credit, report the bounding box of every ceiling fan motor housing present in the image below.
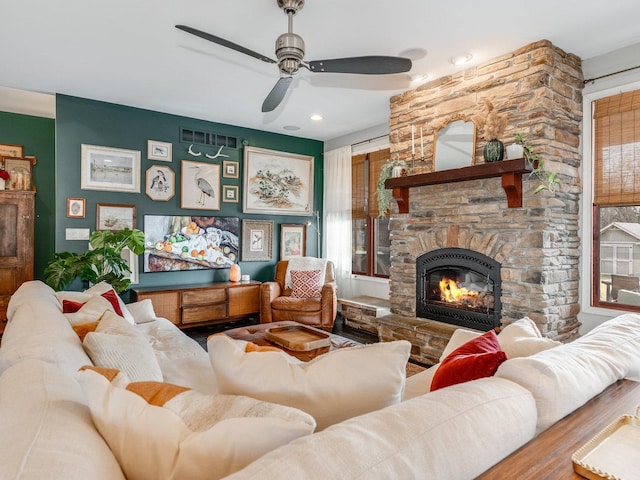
[276,32,305,74]
[277,0,304,14]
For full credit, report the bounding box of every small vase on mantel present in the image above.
[483,139,505,163]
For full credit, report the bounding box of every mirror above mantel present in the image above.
[433,115,476,171]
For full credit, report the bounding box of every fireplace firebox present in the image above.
[416,248,502,331]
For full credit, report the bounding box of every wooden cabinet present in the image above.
[0,191,35,334]
[131,281,260,328]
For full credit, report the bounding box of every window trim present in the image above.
[582,79,640,317]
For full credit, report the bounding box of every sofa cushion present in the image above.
[431,330,507,391]
[0,282,92,376]
[56,282,135,325]
[125,299,158,324]
[0,359,125,480]
[77,368,315,480]
[498,317,561,358]
[208,335,410,430]
[224,377,537,480]
[496,313,640,433]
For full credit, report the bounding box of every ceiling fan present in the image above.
[176,0,412,113]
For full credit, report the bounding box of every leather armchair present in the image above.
[260,260,338,332]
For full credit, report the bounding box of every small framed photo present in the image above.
[3,157,33,190]
[222,185,239,203]
[96,203,136,231]
[81,144,141,193]
[223,160,239,179]
[147,140,172,162]
[280,224,306,260]
[242,219,273,261]
[145,165,175,201]
[180,160,220,210]
[0,143,24,158]
[67,198,86,218]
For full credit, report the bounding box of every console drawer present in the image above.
[182,289,226,306]
[182,304,227,324]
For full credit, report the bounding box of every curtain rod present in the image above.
[352,134,388,147]
[583,64,640,85]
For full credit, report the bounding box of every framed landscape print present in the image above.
[243,146,314,216]
[147,140,172,162]
[280,224,306,260]
[242,219,273,261]
[96,203,136,231]
[81,144,140,193]
[180,160,220,210]
[145,165,175,201]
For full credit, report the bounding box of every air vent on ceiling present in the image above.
[181,128,238,149]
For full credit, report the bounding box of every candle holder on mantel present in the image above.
[411,154,429,175]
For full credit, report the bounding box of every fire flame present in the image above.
[439,277,479,304]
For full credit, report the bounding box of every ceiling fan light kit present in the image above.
[176,0,412,112]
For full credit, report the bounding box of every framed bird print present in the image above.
[180,160,220,210]
[145,165,175,201]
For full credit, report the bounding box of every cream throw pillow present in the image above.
[208,335,411,430]
[83,312,163,382]
[498,317,561,358]
[126,299,158,324]
[76,368,316,480]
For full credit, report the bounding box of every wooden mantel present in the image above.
[384,158,532,213]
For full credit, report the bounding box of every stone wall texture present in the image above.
[381,40,584,362]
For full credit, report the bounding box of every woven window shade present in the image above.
[352,153,367,220]
[594,89,640,206]
[368,149,391,218]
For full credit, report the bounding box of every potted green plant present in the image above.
[44,228,145,293]
[514,132,561,193]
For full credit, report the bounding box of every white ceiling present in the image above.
[2,0,640,141]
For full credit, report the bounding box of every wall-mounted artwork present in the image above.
[242,219,273,261]
[147,140,172,162]
[143,215,239,272]
[222,185,239,203]
[280,223,306,260]
[243,146,314,216]
[145,165,175,201]
[180,160,220,210]
[81,144,140,193]
[96,203,136,231]
[67,198,86,218]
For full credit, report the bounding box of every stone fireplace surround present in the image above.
[375,40,584,365]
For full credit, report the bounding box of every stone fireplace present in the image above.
[376,40,584,365]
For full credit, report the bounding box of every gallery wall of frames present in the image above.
[0,95,323,287]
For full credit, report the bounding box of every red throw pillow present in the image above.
[290,269,322,298]
[62,290,124,317]
[430,330,507,391]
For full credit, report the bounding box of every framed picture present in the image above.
[223,160,239,179]
[222,185,239,203]
[145,165,175,201]
[143,215,240,272]
[280,224,306,260]
[3,157,33,190]
[242,219,273,261]
[147,140,172,162]
[66,197,86,218]
[180,160,220,210]
[81,144,141,193]
[0,143,24,158]
[243,146,314,216]
[96,203,136,231]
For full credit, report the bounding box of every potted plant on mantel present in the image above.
[376,159,407,218]
[477,99,507,163]
[514,132,561,193]
[44,228,145,294]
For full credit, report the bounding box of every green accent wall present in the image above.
[55,95,324,287]
[0,111,56,281]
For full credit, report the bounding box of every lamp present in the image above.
[305,210,321,257]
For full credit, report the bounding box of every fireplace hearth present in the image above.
[416,248,502,331]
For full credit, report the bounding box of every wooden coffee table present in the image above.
[223,320,361,361]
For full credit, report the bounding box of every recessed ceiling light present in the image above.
[398,48,428,61]
[450,53,473,66]
[283,125,300,131]
[310,114,323,121]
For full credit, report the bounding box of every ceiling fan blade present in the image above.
[308,56,412,75]
[175,25,277,64]
[262,77,293,113]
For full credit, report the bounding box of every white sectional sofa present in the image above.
[1,281,639,480]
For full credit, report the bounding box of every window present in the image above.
[592,89,640,310]
[352,149,391,277]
